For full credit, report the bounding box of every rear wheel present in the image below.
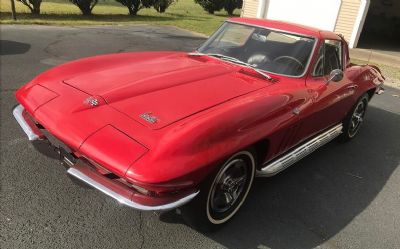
[181,149,256,232]
[340,93,369,141]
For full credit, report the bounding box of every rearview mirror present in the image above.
[327,69,343,84]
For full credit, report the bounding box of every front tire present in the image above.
[181,149,256,232]
[340,93,369,141]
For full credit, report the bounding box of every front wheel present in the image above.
[181,149,256,232]
[340,93,369,141]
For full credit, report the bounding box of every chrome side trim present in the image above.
[13,104,40,141]
[67,166,199,211]
[257,123,343,177]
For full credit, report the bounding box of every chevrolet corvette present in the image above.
[13,18,384,231]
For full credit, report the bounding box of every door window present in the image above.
[312,39,343,77]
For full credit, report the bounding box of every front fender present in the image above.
[125,88,300,185]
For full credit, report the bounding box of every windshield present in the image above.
[198,22,316,77]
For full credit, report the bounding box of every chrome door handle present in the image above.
[346,84,358,90]
[292,107,301,115]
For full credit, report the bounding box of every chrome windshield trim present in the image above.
[67,165,199,211]
[226,20,318,40]
[13,104,40,141]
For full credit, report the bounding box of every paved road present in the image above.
[1,25,399,249]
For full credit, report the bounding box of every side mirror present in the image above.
[326,69,343,84]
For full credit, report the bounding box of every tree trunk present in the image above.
[158,3,167,13]
[10,0,17,20]
[79,5,92,15]
[128,7,138,16]
[32,4,40,14]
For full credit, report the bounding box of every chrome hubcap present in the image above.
[349,101,365,137]
[210,159,248,213]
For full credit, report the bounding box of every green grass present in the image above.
[0,0,239,35]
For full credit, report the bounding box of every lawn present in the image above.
[0,0,239,35]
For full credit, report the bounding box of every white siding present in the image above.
[241,0,260,18]
[334,0,361,43]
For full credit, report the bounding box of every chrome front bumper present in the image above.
[13,105,42,141]
[13,104,199,211]
[67,160,199,211]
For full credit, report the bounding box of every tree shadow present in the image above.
[163,34,207,42]
[161,106,400,249]
[214,13,240,18]
[0,40,31,55]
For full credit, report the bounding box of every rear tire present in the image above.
[180,149,256,232]
[340,93,369,141]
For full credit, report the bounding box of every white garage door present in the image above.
[264,0,342,31]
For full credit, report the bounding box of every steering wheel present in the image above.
[273,56,305,73]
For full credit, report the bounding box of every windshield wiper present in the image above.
[188,52,272,80]
[208,54,273,80]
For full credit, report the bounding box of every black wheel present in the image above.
[180,149,256,232]
[340,93,369,141]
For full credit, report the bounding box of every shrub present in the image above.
[224,0,242,16]
[69,0,99,15]
[115,0,155,16]
[194,0,223,14]
[153,0,175,13]
[17,0,42,14]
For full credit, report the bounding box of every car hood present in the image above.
[63,52,269,129]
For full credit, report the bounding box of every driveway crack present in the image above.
[138,212,146,249]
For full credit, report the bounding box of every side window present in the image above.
[312,39,343,77]
[324,40,342,74]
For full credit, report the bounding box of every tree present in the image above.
[194,0,223,14]
[10,0,17,19]
[69,0,98,15]
[17,0,42,14]
[115,0,155,16]
[153,0,175,13]
[224,0,242,16]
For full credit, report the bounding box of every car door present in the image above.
[300,39,357,139]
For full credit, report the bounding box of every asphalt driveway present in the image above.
[1,25,399,249]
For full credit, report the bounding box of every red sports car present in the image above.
[13,18,384,231]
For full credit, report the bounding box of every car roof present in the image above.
[228,17,341,40]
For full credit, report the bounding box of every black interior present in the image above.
[324,44,341,75]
